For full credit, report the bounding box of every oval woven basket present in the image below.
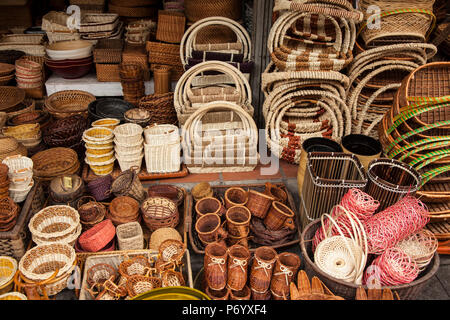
[44,90,95,119]
[28,205,80,242]
[301,219,440,300]
[141,196,179,231]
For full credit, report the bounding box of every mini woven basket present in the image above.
[245,190,275,219]
[126,275,161,297]
[116,221,144,251]
[162,269,185,287]
[86,263,117,288]
[141,196,179,231]
[118,255,151,279]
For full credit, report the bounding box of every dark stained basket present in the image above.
[300,219,440,300]
[0,50,26,65]
[95,98,134,120]
[87,174,113,201]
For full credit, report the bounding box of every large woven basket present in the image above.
[141,196,179,231]
[44,90,95,119]
[358,0,436,46]
[300,219,440,300]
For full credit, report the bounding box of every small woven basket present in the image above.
[110,167,146,202]
[116,221,144,251]
[245,190,274,219]
[141,196,179,231]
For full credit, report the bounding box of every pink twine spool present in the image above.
[363,247,419,286]
[312,189,379,251]
[364,196,430,255]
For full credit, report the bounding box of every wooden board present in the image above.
[81,162,189,183]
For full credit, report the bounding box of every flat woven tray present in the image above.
[81,162,189,183]
[187,182,302,254]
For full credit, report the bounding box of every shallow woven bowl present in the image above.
[28,205,80,242]
[45,40,93,61]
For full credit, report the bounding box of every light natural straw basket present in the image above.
[143,124,180,173]
[116,221,144,251]
[113,123,143,144]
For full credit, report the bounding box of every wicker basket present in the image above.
[156,10,186,44]
[78,219,116,252]
[31,147,80,182]
[358,0,435,46]
[108,195,140,226]
[143,124,180,174]
[141,196,179,232]
[184,0,242,23]
[110,167,146,202]
[116,221,144,251]
[44,90,95,119]
[301,218,440,300]
[28,205,80,244]
[95,63,120,82]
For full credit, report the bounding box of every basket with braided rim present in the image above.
[161,269,185,287]
[108,196,140,226]
[141,196,179,232]
[31,147,80,181]
[156,239,185,270]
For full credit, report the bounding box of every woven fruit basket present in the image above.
[300,219,440,300]
[187,182,301,254]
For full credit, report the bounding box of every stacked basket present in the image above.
[181,101,258,173]
[14,57,44,95]
[0,63,14,86]
[0,163,9,199]
[83,127,116,176]
[180,17,253,78]
[2,155,33,203]
[122,44,150,81]
[146,41,184,82]
[0,34,45,57]
[18,243,77,297]
[93,39,123,82]
[0,197,19,231]
[31,147,81,184]
[174,60,253,125]
[119,63,145,106]
[41,11,81,44]
[125,19,156,45]
[79,13,123,43]
[346,43,437,139]
[144,124,180,173]
[69,0,106,13]
[42,115,88,159]
[2,123,42,151]
[377,62,450,227]
[114,123,144,172]
[28,205,82,246]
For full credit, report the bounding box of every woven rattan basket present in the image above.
[141,196,179,232]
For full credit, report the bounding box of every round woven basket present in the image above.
[301,219,440,300]
[108,195,140,226]
[148,227,182,251]
[0,256,17,294]
[141,196,179,231]
[44,90,95,119]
